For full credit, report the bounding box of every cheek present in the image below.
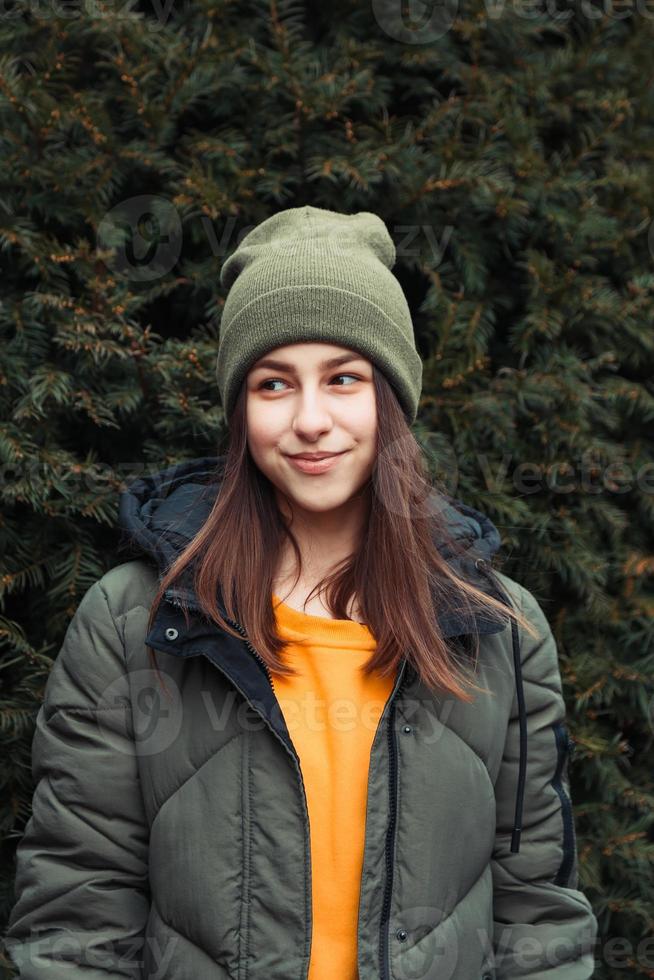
[245,410,292,479]
[245,400,280,448]
[339,395,377,440]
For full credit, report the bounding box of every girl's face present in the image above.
[245,342,377,516]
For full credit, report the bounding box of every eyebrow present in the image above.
[249,353,367,374]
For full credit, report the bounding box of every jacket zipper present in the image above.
[550,721,577,888]
[221,614,277,695]
[379,660,409,980]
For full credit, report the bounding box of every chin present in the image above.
[285,485,355,511]
[277,474,366,510]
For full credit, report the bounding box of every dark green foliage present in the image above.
[1,0,653,975]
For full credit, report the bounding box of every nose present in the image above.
[291,388,333,440]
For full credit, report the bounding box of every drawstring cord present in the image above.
[474,558,526,854]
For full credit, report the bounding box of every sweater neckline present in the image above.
[272,593,376,649]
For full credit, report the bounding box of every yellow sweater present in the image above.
[271,595,395,980]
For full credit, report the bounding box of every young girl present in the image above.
[5,206,598,979]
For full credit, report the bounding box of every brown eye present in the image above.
[258,379,287,391]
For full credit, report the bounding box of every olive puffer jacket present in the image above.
[4,457,598,979]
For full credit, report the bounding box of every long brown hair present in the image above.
[146,366,540,701]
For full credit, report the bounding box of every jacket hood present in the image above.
[117,455,511,637]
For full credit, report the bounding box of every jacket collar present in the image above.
[118,454,510,638]
[117,453,513,719]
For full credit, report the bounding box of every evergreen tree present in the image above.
[1,0,653,976]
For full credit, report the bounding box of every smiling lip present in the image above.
[285,451,348,474]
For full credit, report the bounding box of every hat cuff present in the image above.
[216,285,422,423]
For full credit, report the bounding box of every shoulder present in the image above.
[56,559,159,668]
[39,560,159,712]
[89,559,160,627]
[485,569,566,691]
[485,567,555,646]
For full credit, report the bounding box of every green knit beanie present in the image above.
[216,205,423,424]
